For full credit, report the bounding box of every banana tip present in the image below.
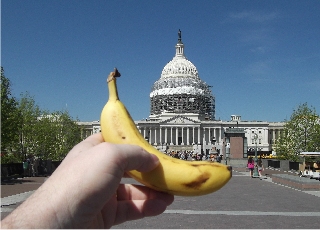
[113,68,121,77]
[107,68,121,82]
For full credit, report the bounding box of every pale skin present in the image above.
[1,133,174,228]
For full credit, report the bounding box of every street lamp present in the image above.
[253,133,259,177]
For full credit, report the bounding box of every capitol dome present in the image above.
[149,30,215,120]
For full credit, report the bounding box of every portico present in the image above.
[136,115,224,154]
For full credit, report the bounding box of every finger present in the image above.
[123,172,131,178]
[115,144,160,173]
[113,199,168,226]
[73,133,104,154]
[64,133,104,161]
[112,184,174,226]
[67,143,161,205]
[93,143,160,176]
[117,184,174,206]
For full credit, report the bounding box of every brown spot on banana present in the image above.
[189,163,223,167]
[183,172,210,189]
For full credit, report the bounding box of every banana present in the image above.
[100,68,232,196]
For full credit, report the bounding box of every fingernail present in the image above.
[151,154,160,166]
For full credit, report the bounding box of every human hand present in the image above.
[1,133,174,229]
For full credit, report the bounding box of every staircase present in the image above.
[167,145,193,152]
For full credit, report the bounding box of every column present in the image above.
[159,127,162,144]
[264,128,267,145]
[203,127,206,145]
[176,127,178,145]
[213,128,216,141]
[192,127,195,144]
[165,127,168,144]
[154,128,157,145]
[197,127,200,144]
[273,129,275,144]
[187,127,190,145]
[181,127,184,145]
[149,128,152,144]
[170,127,173,145]
[208,128,211,143]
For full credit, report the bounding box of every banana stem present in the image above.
[107,68,121,101]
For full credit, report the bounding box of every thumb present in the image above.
[93,142,160,176]
[110,144,160,173]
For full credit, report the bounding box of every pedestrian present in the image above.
[23,159,29,177]
[1,133,174,228]
[33,156,39,177]
[313,161,320,172]
[216,154,221,163]
[29,155,34,177]
[247,157,254,177]
[257,158,264,177]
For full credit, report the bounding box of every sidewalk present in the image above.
[1,177,47,220]
[1,177,47,198]
[233,166,300,177]
[1,168,319,226]
[114,171,320,229]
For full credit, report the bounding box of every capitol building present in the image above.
[78,31,285,159]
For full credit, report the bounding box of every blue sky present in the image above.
[2,0,320,122]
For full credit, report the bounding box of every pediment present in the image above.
[161,115,199,125]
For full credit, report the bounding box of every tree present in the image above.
[1,68,82,163]
[34,110,82,161]
[1,67,21,162]
[53,110,82,160]
[15,92,42,161]
[15,94,82,161]
[276,103,320,161]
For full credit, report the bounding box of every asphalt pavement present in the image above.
[113,169,320,229]
[1,169,320,228]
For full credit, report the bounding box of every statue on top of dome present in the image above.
[178,29,182,42]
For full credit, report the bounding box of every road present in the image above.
[1,169,319,228]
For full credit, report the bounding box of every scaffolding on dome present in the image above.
[150,76,215,120]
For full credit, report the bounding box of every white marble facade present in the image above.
[77,116,285,157]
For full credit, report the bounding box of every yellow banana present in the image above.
[100,68,232,196]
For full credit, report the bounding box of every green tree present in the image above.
[34,110,81,161]
[15,94,82,161]
[1,67,21,163]
[15,92,42,161]
[276,103,320,161]
[53,110,82,160]
[1,68,82,163]
[34,111,57,160]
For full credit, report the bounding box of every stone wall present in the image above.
[272,174,320,190]
[225,158,299,172]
